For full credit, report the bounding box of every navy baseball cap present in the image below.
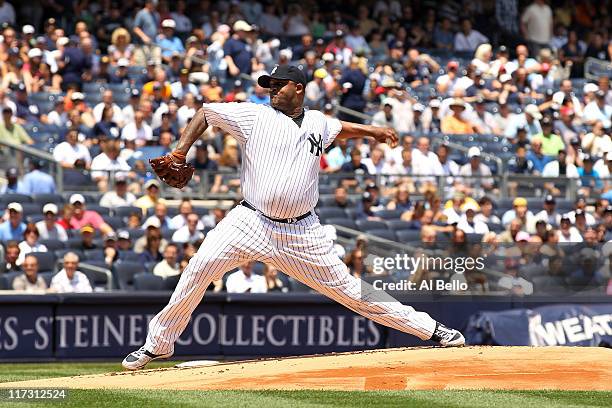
[258,65,307,88]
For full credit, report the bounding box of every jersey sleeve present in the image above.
[202,102,259,145]
[323,115,343,149]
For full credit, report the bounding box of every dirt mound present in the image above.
[2,346,611,391]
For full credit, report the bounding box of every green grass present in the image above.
[0,363,609,408]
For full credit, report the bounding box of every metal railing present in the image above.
[584,57,612,81]
[0,139,64,191]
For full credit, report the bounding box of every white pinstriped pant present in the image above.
[144,205,437,354]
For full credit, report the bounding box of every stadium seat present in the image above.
[288,277,312,292]
[376,209,404,220]
[133,273,164,291]
[0,193,32,205]
[355,220,387,231]
[385,220,412,231]
[127,228,145,240]
[396,230,422,243]
[78,262,113,291]
[88,205,111,216]
[103,216,126,231]
[0,271,21,289]
[32,193,65,206]
[163,275,181,290]
[118,251,141,262]
[114,261,147,290]
[466,233,484,243]
[83,249,105,261]
[324,218,358,230]
[366,229,397,241]
[317,207,347,221]
[39,239,65,251]
[19,203,43,217]
[39,271,54,287]
[113,206,141,218]
[29,252,56,273]
[54,249,85,262]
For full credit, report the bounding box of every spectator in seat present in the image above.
[498,257,533,296]
[172,213,205,244]
[536,117,565,157]
[157,19,185,64]
[117,230,133,251]
[583,90,612,129]
[0,106,33,147]
[577,154,604,197]
[226,261,267,293]
[505,104,543,139]
[153,243,181,278]
[332,186,350,209]
[50,252,92,293]
[355,192,383,221]
[135,179,164,216]
[474,196,501,225]
[0,167,21,194]
[90,135,131,192]
[59,37,93,91]
[121,110,153,147]
[68,194,113,235]
[458,147,495,196]
[0,203,26,241]
[526,138,551,174]
[386,184,412,212]
[502,197,536,233]
[17,160,56,195]
[36,203,68,242]
[170,200,203,230]
[454,18,488,53]
[1,241,21,274]
[12,254,47,292]
[78,226,98,250]
[93,105,122,141]
[457,203,489,234]
[138,226,164,264]
[190,141,222,193]
[556,215,583,243]
[534,195,562,226]
[99,175,137,208]
[542,149,579,195]
[134,218,168,255]
[441,98,477,134]
[17,223,48,265]
[264,264,288,292]
[582,121,611,157]
[53,129,92,169]
[143,202,174,230]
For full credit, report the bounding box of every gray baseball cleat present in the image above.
[122,346,173,370]
[430,322,466,346]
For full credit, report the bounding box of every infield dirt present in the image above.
[2,346,610,391]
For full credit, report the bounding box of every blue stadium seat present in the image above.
[376,209,404,220]
[385,220,412,231]
[288,277,312,292]
[317,207,348,221]
[355,220,387,231]
[163,275,181,290]
[134,273,164,290]
[32,193,65,206]
[396,230,422,243]
[84,249,105,261]
[114,261,147,290]
[102,216,126,231]
[118,251,141,262]
[113,206,141,218]
[366,229,397,241]
[39,271,54,287]
[324,218,358,230]
[39,239,65,251]
[0,271,21,289]
[29,252,56,273]
[0,193,32,205]
[88,205,111,216]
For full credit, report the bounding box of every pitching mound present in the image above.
[2,346,611,391]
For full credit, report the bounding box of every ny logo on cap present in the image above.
[308,133,323,156]
[271,65,278,75]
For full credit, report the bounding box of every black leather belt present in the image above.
[240,200,312,224]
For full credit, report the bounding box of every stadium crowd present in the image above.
[0,0,611,296]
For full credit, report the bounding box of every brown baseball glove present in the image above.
[149,152,194,189]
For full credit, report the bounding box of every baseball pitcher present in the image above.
[122,65,464,370]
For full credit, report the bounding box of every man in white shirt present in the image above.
[153,243,181,278]
[520,0,553,50]
[121,111,153,147]
[93,90,125,126]
[226,261,267,293]
[53,129,92,169]
[412,137,443,185]
[362,146,386,175]
[533,195,561,226]
[454,18,488,52]
[171,213,205,243]
[35,203,68,242]
[457,203,489,234]
[556,216,583,243]
[90,138,131,191]
[171,200,205,230]
[583,91,612,128]
[50,252,93,293]
[458,147,495,196]
[99,176,137,208]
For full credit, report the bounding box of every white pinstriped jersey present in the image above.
[203,103,342,218]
